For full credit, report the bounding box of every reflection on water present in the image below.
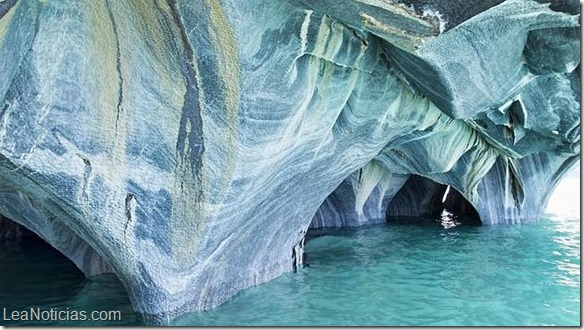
[439,209,460,229]
[0,214,579,326]
[0,175,580,326]
[171,214,579,326]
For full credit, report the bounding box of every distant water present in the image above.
[0,177,580,326]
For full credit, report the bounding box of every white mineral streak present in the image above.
[299,9,312,56]
[353,162,388,218]
[422,8,447,33]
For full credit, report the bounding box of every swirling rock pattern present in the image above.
[0,0,579,323]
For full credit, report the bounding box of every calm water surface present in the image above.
[0,179,580,326]
[172,214,580,326]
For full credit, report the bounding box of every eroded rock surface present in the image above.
[0,0,579,323]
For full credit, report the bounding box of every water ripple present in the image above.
[1,216,580,326]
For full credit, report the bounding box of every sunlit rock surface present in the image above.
[0,0,579,323]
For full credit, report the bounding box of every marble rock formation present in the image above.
[0,0,579,323]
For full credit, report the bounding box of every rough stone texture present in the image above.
[0,0,579,323]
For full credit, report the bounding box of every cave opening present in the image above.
[386,175,481,228]
[0,215,87,306]
[439,185,482,228]
[0,214,139,325]
[0,215,80,260]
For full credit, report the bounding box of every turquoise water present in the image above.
[172,215,580,326]
[0,212,579,326]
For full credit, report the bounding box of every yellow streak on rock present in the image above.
[204,0,241,198]
[168,0,242,266]
[124,0,186,150]
[87,1,122,158]
[357,0,433,29]
[159,0,208,266]
[312,15,332,58]
[80,2,131,258]
[360,12,425,53]
[205,0,240,113]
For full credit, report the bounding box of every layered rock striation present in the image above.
[0,0,579,323]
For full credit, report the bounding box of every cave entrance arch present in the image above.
[0,177,117,278]
[386,175,481,227]
[0,169,134,320]
[0,215,87,304]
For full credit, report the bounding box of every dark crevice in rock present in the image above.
[291,236,307,272]
[506,158,525,209]
[507,100,526,144]
[78,154,91,201]
[165,0,205,174]
[104,0,125,129]
[124,193,135,237]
